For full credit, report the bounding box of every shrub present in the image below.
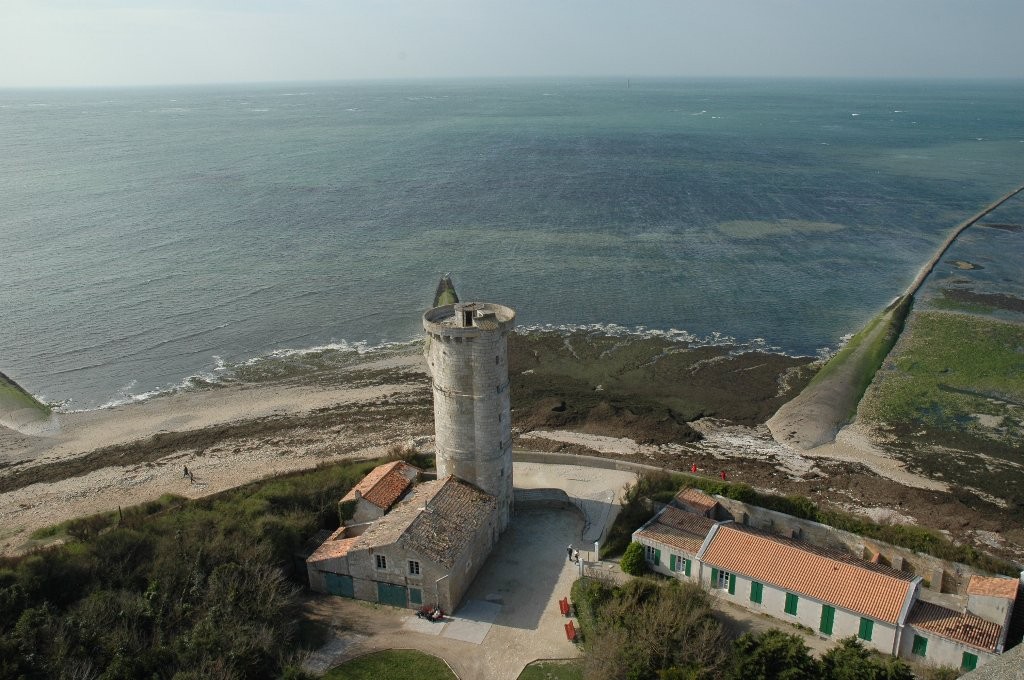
[820,637,913,680]
[621,541,648,576]
[729,629,818,680]
[574,576,727,680]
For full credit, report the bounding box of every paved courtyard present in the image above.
[303,462,637,679]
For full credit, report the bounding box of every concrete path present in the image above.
[442,600,502,644]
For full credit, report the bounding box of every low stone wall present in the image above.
[511,449,1003,595]
[712,496,989,596]
[513,449,660,474]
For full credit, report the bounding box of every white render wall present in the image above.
[632,533,700,582]
[424,303,515,531]
[900,625,995,671]
[700,568,899,656]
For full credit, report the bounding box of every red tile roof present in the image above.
[341,461,418,510]
[967,576,1019,600]
[307,527,360,562]
[675,487,719,513]
[354,476,496,569]
[636,507,716,554]
[700,524,916,624]
[908,601,1003,652]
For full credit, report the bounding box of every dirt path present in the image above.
[805,422,947,492]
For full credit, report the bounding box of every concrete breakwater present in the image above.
[904,183,1024,299]
[767,183,1024,450]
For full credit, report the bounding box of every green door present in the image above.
[377,581,408,608]
[820,605,835,635]
[324,572,354,598]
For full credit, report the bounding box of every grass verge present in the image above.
[517,659,583,680]
[323,649,456,680]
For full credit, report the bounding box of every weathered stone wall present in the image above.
[713,496,991,596]
[424,302,515,531]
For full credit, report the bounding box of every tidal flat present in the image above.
[860,311,1024,507]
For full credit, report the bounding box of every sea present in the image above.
[2,79,1023,410]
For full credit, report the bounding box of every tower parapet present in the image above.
[423,301,515,531]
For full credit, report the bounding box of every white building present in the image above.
[632,488,1020,673]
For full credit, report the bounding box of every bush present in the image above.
[0,457,378,679]
[621,541,648,576]
[820,637,913,680]
[573,577,728,680]
[729,630,818,680]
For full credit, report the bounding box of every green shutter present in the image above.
[711,567,719,586]
[684,559,691,577]
[784,592,798,615]
[858,617,874,641]
[912,635,928,657]
[961,652,978,671]
[669,554,677,571]
[728,573,736,595]
[820,605,835,635]
[653,549,661,566]
[750,581,763,604]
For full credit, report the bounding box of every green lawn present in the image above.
[517,659,583,680]
[324,649,456,680]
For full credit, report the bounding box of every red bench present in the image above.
[559,597,570,616]
[565,620,578,642]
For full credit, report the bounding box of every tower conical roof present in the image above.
[433,274,459,307]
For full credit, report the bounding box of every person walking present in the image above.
[567,545,573,561]
[572,549,580,563]
[183,465,189,478]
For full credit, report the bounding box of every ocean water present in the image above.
[2,79,1023,410]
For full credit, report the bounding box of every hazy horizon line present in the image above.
[4,73,1024,92]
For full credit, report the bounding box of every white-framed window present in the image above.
[717,569,731,589]
[408,560,421,576]
[644,545,657,562]
[375,554,387,570]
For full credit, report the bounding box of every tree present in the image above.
[621,542,648,576]
[729,629,818,680]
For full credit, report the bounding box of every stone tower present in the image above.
[423,292,516,531]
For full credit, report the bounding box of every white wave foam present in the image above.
[515,322,791,354]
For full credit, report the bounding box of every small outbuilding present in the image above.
[672,487,721,518]
[632,506,716,579]
[338,460,420,524]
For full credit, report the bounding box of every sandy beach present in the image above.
[2,334,1021,563]
[0,351,434,553]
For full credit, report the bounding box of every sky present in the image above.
[1,0,1022,87]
